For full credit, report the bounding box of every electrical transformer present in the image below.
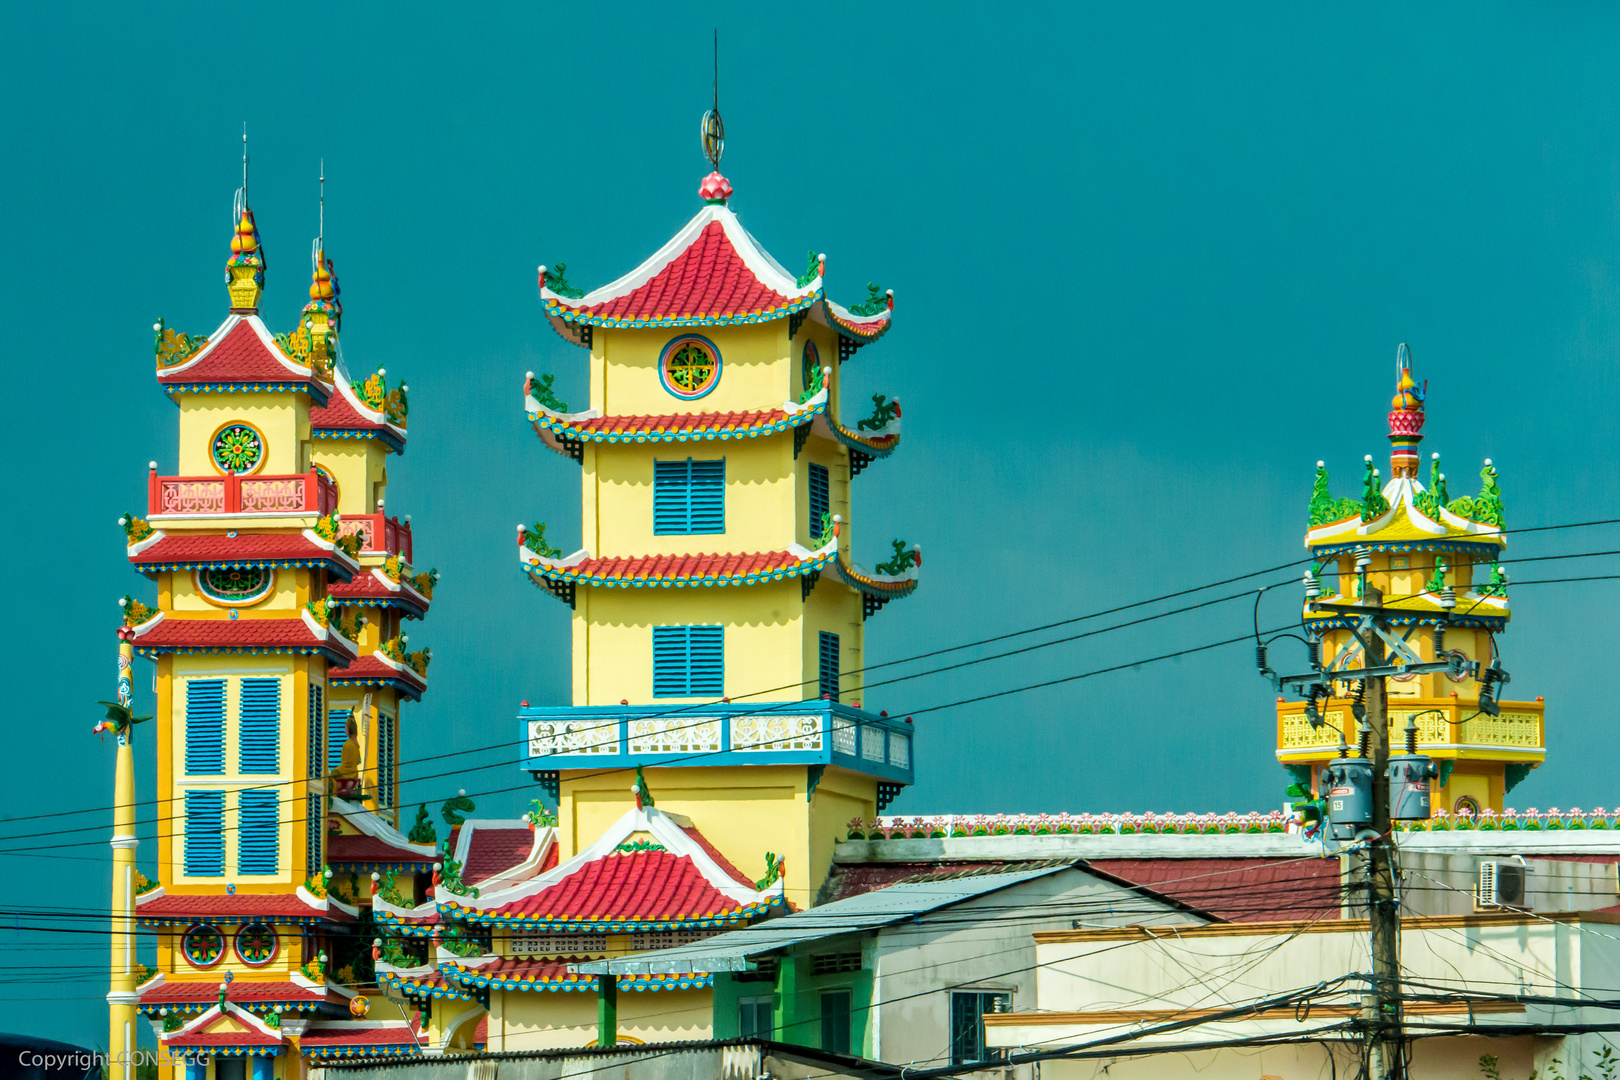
[1387,754,1439,821]
[1323,754,1374,839]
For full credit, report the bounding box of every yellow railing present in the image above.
[1276,698,1543,757]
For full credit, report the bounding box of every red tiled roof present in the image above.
[166,1030,282,1048]
[465,828,536,884]
[680,825,751,885]
[141,980,326,1005]
[818,861,1070,905]
[328,654,427,695]
[301,1026,422,1048]
[311,388,383,431]
[572,409,791,436]
[475,1016,488,1045]
[541,844,560,873]
[129,617,356,661]
[328,834,435,866]
[534,549,822,586]
[136,893,353,922]
[1087,858,1343,922]
[157,321,319,388]
[446,956,593,990]
[480,850,745,923]
[327,572,427,605]
[131,533,352,570]
[575,222,788,322]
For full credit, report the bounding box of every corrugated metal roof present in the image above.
[572,864,1074,975]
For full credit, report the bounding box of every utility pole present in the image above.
[1360,586,1403,1080]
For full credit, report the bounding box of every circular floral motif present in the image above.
[659,336,720,400]
[197,566,273,606]
[235,922,277,966]
[212,423,264,474]
[183,924,224,967]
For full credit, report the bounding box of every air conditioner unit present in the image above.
[1478,860,1527,909]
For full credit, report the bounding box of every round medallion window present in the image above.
[196,566,274,606]
[211,423,265,474]
[1454,795,1482,818]
[659,336,720,400]
[235,922,278,966]
[183,924,224,967]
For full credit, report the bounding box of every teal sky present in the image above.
[6,1,1620,1045]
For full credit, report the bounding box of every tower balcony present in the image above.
[1276,696,1545,763]
[147,466,338,519]
[519,701,914,786]
[336,513,414,560]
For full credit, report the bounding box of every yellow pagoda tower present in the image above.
[514,111,919,912]
[118,163,438,1067]
[1275,346,1544,815]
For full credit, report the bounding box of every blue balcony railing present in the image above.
[517,701,914,785]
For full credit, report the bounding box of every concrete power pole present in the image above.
[1360,588,1403,1080]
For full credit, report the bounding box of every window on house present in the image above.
[950,991,1012,1065]
[654,458,725,534]
[327,708,352,773]
[237,789,279,875]
[652,625,724,697]
[739,996,773,1039]
[377,712,396,808]
[306,792,323,877]
[820,989,853,1055]
[306,685,324,780]
[811,950,862,976]
[184,680,226,775]
[183,790,225,876]
[809,462,829,539]
[238,678,280,774]
[819,632,840,701]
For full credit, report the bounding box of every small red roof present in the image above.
[157,319,327,398]
[328,653,427,698]
[328,833,436,867]
[528,548,830,589]
[129,617,356,663]
[166,1030,282,1048]
[1086,858,1343,923]
[300,1026,422,1048]
[136,892,353,922]
[464,828,536,884]
[570,408,792,437]
[141,980,327,1005]
[310,378,406,452]
[130,532,355,575]
[577,221,786,323]
[478,849,746,923]
[327,571,429,609]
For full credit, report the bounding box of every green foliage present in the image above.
[848,283,888,316]
[524,522,563,559]
[545,263,585,299]
[407,804,437,845]
[856,393,900,432]
[875,539,919,576]
[527,372,569,413]
[1307,464,1360,527]
[1447,462,1506,528]
[795,250,821,288]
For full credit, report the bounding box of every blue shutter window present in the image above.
[654,458,725,535]
[809,463,830,540]
[652,625,724,698]
[238,678,280,774]
[184,680,226,775]
[237,789,279,875]
[820,632,841,701]
[377,713,396,809]
[183,790,225,876]
[306,792,323,877]
[306,685,324,780]
[327,709,352,773]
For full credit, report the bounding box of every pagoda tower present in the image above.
[119,171,438,1065]
[1276,346,1543,815]
[515,117,919,911]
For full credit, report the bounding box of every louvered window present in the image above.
[377,712,396,809]
[809,463,830,539]
[238,789,279,875]
[183,790,225,876]
[328,709,352,773]
[238,678,280,774]
[306,684,324,779]
[306,793,323,877]
[652,625,724,697]
[820,632,841,701]
[184,680,225,775]
[653,458,725,534]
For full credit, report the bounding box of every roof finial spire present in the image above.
[226,124,264,313]
[698,29,733,205]
[1386,342,1427,479]
[304,162,341,358]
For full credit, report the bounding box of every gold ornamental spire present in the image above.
[226,126,265,312]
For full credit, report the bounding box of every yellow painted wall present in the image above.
[170,567,295,612]
[311,437,390,515]
[491,987,712,1050]
[177,392,309,476]
[587,440,793,557]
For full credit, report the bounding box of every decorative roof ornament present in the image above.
[1387,342,1426,478]
[226,126,265,313]
[699,30,730,205]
